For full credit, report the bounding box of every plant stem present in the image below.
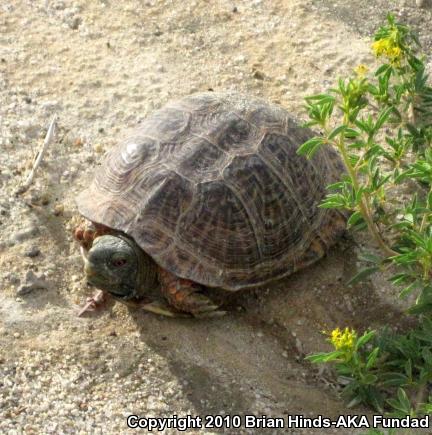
[414,384,426,413]
[336,135,398,258]
[419,186,431,233]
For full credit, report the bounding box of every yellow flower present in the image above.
[354,64,369,77]
[388,46,401,60]
[329,327,356,351]
[371,37,402,64]
[372,38,390,57]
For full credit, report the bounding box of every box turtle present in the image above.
[75,92,346,317]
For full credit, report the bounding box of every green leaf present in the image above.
[389,273,411,285]
[344,128,361,138]
[355,330,376,350]
[422,348,432,366]
[304,94,335,104]
[354,118,373,134]
[421,316,432,335]
[427,190,432,209]
[319,193,350,209]
[346,395,364,408]
[328,125,347,140]
[366,388,385,413]
[348,106,363,123]
[404,359,412,379]
[366,347,380,369]
[305,350,345,363]
[302,120,320,128]
[347,140,367,149]
[296,137,325,158]
[399,282,417,299]
[358,252,382,263]
[326,181,346,190]
[374,106,394,132]
[375,63,391,76]
[354,186,366,204]
[361,373,378,385]
[380,372,408,387]
[411,329,432,344]
[347,211,365,227]
[408,302,432,315]
[410,30,421,47]
[320,102,334,121]
[397,388,412,412]
[364,144,385,160]
[347,266,379,285]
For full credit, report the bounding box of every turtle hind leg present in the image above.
[158,268,226,318]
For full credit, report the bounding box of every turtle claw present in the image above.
[77,289,107,317]
[140,300,191,318]
[139,299,225,318]
[187,293,225,316]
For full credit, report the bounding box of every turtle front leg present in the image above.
[76,244,111,316]
[77,289,109,317]
[74,219,111,250]
[158,269,226,318]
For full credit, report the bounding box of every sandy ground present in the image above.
[1,0,431,434]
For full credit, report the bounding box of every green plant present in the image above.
[306,328,383,410]
[307,320,432,415]
[297,13,432,314]
[302,13,432,417]
[364,429,398,435]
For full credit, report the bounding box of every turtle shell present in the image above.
[77,92,346,290]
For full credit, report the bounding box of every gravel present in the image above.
[1,0,431,433]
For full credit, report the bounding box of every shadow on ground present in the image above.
[125,240,405,420]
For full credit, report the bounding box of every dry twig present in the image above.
[16,114,58,194]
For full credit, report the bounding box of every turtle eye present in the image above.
[112,258,127,267]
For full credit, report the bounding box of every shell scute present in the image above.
[178,180,261,268]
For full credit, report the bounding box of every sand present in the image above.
[1,0,431,433]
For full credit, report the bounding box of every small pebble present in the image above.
[41,100,61,112]
[252,69,265,80]
[12,226,39,243]
[25,246,40,258]
[17,270,48,295]
[53,204,64,216]
[94,143,104,153]
[68,16,82,30]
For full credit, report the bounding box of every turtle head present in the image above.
[83,234,158,300]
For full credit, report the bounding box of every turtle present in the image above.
[75,92,347,317]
